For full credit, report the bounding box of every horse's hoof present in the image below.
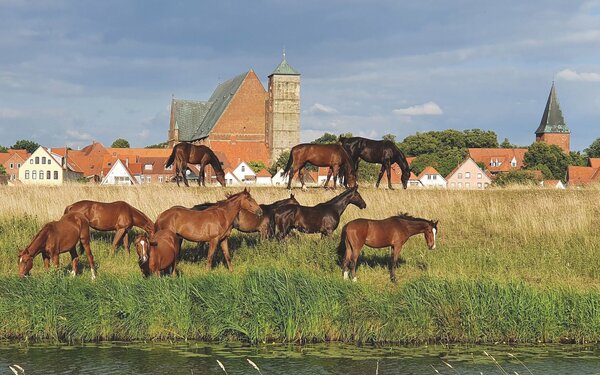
[343,271,349,280]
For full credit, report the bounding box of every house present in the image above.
[255,169,273,185]
[446,157,492,189]
[418,166,447,188]
[51,142,110,182]
[588,158,600,168]
[231,161,256,184]
[407,172,422,188]
[223,168,242,186]
[101,159,138,185]
[271,168,288,186]
[18,146,83,185]
[566,165,600,187]
[540,180,566,189]
[379,164,404,187]
[468,148,527,175]
[0,149,29,183]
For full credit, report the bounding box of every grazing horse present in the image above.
[191,193,300,239]
[133,230,180,277]
[18,212,97,279]
[273,187,366,239]
[340,214,438,282]
[64,200,155,255]
[154,188,263,271]
[165,142,226,187]
[283,143,357,190]
[339,136,411,189]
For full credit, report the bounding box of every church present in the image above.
[167,55,300,166]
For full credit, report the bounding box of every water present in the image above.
[1,341,599,374]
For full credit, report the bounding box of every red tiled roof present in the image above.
[107,148,172,158]
[209,141,269,168]
[408,171,419,180]
[380,164,403,184]
[256,169,272,177]
[468,148,527,173]
[406,157,416,166]
[589,158,600,168]
[567,166,600,186]
[417,166,441,179]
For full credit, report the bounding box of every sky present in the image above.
[1,0,599,152]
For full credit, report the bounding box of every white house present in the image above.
[255,169,272,185]
[418,166,447,188]
[18,146,82,185]
[271,168,289,186]
[223,168,242,186]
[101,159,137,185]
[541,180,566,189]
[231,161,256,184]
[408,172,423,188]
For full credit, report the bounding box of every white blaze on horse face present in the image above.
[431,228,437,249]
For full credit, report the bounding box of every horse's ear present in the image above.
[290,193,295,198]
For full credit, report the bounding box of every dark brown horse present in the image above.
[340,213,438,282]
[133,230,180,277]
[191,193,300,239]
[283,143,357,190]
[339,136,411,189]
[165,142,226,187]
[154,188,262,271]
[18,212,97,279]
[273,187,366,239]
[64,200,155,255]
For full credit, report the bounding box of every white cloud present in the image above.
[66,129,93,142]
[557,69,600,82]
[392,101,443,116]
[305,103,338,115]
[0,108,22,119]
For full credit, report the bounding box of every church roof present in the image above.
[172,71,248,142]
[269,54,300,76]
[535,83,569,135]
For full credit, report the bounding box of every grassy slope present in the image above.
[0,185,599,343]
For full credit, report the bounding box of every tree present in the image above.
[463,129,498,148]
[312,133,338,144]
[500,138,517,148]
[399,132,441,156]
[584,138,600,158]
[382,133,397,143]
[410,148,467,177]
[12,140,40,154]
[268,150,290,175]
[568,151,587,167]
[248,160,267,173]
[145,141,168,149]
[494,170,538,187]
[524,142,569,180]
[0,165,6,175]
[111,138,130,148]
[0,146,7,153]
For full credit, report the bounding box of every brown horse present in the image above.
[154,188,262,271]
[283,143,357,190]
[64,200,155,255]
[133,230,180,277]
[18,212,97,279]
[191,193,300,239]
[340,213,438,282]
[273,187,366,239]
[165,142,226,187]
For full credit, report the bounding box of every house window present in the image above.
[427,175,431,180]
[144,164,152,171]
[25,171,30,179]
[47,171,51,179]
[54,171,58,179]
[458,173,462,179]
[465,172,471,178]
[458,182,462,188]
[477,173,482,179]
[477,182,482,188]
[39,170,44,180]
[9,163,13,169]
[511,159,517,167]
[32,171,37,179]
[42,157,46,164]
[432,175,437,180]
[147,176,152,184]
[450,182,455,188]
[158,176,164,183]
[17,163,21,168]
[30,159,33,164]
[165,165,172,170]
[35,157,39,164]
[465,182,470,188]
[241,165,245,172]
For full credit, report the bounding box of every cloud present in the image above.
[392,101,443,116]
[0,108,22,119]
[557,69,600,82]
[66,129,93,142]
[305,103,338,115]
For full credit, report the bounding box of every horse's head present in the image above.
[215,171,226,187]
[348,187,367,209]
[424,220,438,250]
[133,233,150,264]
[401,168,411,190]
[18,250,33,277]
[240,188,263,216]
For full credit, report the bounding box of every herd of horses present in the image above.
[17,136,438,282]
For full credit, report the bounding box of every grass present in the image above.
[0,184,599,343]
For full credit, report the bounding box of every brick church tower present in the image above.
[535,82,570,154]
[266,53,301,163]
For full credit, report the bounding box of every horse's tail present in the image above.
[337,224,348,261]
[165,145,178,168]
[282,151,294,178]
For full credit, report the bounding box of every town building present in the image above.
[418,166,447,188]
[535,82,570,154]
[446,157,492,189]
[0,149,29,183]
[18,146,83,185]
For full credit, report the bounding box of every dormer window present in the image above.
[144,164,152,171]
[241,165,245,172]
[511,158,517,167]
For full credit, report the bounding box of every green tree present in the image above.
[312,133,338,144]
[111,138,130,148]
[145,141,168,148]
[382,133,397,143]
[524,142,569,180]
[500,138,516,148]
[248,160,267,173]
[0,165,6,175]
[494,170,538,187]
[0,146,7,153]
[463,129,499,148]
[268,150,290,175]
[584,138,600,158]
[568,151,587,167]
[399,132,441,156]
[533,164,553,180]
[12,139,40,154]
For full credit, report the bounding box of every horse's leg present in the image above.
[386,162,394,190]
[298,168,306,190]
[181,160,190,187]
[123,229,130,256]
[171,259,178,276]
[324,167,333,189]
[206,238,219,270]
[175,164,180,187]
[286,163,298,189]
[349,236,365,282]
[342,236,353,280]
[111,228,126,255]
[69,248,79,276]
[390,243,402,283]
[220,239,233,272]
[331,165,340,189]
[375,164,386,188]
[80,232,96,280]
[42,251,50,269]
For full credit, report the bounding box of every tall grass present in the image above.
[0,185,599,343]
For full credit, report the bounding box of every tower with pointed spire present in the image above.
[535,82,570,154]
[266,52,301,162]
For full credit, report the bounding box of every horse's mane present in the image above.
[395,212,434,224]
[321,187,355,205]
[203,147,225,175]
[22,223,50,256]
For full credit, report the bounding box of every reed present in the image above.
[0,185,599,343]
